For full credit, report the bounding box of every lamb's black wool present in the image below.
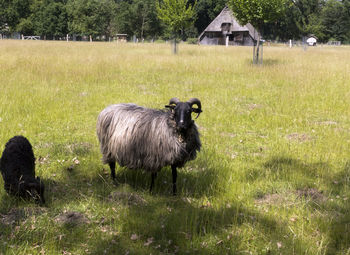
[97,97,202,195]
[0,136,45,204]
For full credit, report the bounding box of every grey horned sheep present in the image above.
[0,136,45,204]
[96,97,202,195]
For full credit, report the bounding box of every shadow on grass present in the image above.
[244,58,282,67]
[245,156,330,189]
[43,166,113,205]
[113,163,222,198]
[1,154,348,254]
[248,156,350,254]
[88,196,309,254]
[322,161,350,255]
[0,153,304,254]
[261,59,281,66]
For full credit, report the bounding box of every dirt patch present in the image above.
[136,84,156,96]
[66,142,92,155]
[80,91,88,97]
[286,133,312,142]
[35,142,54,149]
[255,188,327,206]
[227,151,238,159]
[247,103,262,111]
[37,155,50,164]
[55,211,90,226]
[197,125,208,132]
[109,191,147,206]
[220,132,236,138]
[255,193,292,206]
[0,207,47,225]
[296,188,326,202]
[315,121,337,126]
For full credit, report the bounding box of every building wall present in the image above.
[200,36,220,45]
[200,31,255,46]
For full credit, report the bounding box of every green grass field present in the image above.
[0,40,350,254]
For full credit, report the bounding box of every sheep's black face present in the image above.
[173,102,193,131]
[166,97,202,132]
[23,177,45,204]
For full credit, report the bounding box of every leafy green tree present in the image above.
[114,0,163,40]
[16,17,34,35]
[305,12,325,41]
[321,0,349,43]
[292,0,324,37]
[31,0,68,39]
[157,0,196,53]
[67,0,116,40]
[256,0,326,42]
[194,0,226,37]
[343,0,350,43]
[2,0,34,34]
[131,0,161,39]
[112,1,133,36]
[0,0,7,32]
[262,3,304,41]
[228,0,289,64]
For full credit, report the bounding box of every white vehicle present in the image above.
[306,36,317,46]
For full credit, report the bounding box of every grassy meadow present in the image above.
[0,40,350,254]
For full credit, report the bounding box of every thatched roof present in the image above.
[198,7,260,41]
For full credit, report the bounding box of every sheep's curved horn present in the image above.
[187,98,202,118]
[165,97,180,109]
[169,97,180,105]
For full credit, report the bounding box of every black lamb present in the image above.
[0,136,45,204]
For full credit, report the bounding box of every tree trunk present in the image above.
[253,32,263,65]
[141,15,145,40]
[253,42,256,63]
[173,34,177,54]
[256,35,260,64]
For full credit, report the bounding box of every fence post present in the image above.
[67,34,69,42]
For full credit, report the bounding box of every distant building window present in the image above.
[221,23,232,33]
[234,33,243,41]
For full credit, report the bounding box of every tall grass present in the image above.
[0,40,349,254]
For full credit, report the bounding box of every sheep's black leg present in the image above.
[171,165,177,195]
[109,162,116,180]
[150,172,157,193]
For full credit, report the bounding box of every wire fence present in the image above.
[0,33,347,46]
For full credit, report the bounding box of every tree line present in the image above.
[0,0,349,43]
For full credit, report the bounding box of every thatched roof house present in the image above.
[198,7,260,46]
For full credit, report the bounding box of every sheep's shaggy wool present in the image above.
[0,136,45,203]
[97,104,201,172]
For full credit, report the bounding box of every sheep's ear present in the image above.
[191,108,202,119]
[192,108,202,113]
[165,105,175,110]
